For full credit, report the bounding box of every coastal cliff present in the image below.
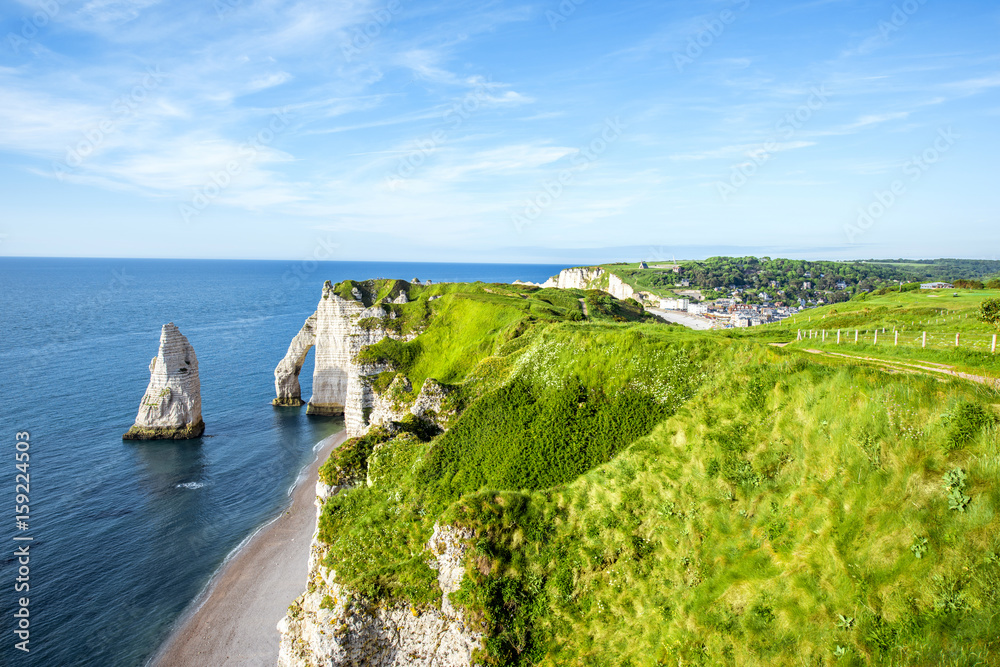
[274,279,669,667]
[274,277,1000,666]
[274,313,317,406]
[123,323,204,440]
[277,515,481,667]
[274,280,419,437]
[522,266,637,301]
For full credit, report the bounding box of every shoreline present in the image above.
[150,429,347,667]
[646,307,714,330]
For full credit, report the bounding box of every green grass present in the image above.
[312,280,1000,666]
[446,349,1000,666]
[724,288,1000,376]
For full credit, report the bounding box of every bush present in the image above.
[945,401,996,451]
[954,279,984,290]
[979,298,1000,329]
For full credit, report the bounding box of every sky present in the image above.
[0,0,998,263]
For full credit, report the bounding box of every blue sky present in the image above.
[0,0,998,262]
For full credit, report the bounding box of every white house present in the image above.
[921,282,953,289]
[688,302,709,315]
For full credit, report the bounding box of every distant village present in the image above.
[631,261,959,329]
[631,260,815,329]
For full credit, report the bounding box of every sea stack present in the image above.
[123,323,205,440]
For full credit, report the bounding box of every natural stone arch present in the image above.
[273,312,317,406]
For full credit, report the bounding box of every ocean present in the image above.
[0,257,564,667]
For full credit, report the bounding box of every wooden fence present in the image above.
[796,328,998,353]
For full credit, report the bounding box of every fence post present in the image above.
[822,330,826,342]
[993,334,997,354]
[955,333,960,347]
[797,329,801,341]
[922,331,926,348]
[894,331,898,346]
[874,330,878,345]
[837,329,841,344]
[855,329,859,343]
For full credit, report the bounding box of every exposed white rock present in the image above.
[529,267,637,301]
[277,522,481,667]
[124,323,204,440]
[367,374,413,429]
[427,524,474,617]
[607,272,636,301]
[409,379,455,429]
[274,313,318,406]
[365,376,456,434]
[275,282,419,437]
[307,290,367,416]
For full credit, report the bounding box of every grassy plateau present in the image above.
[310,278,1000,666]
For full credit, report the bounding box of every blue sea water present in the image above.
[0,257,564,667]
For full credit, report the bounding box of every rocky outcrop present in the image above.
[123,323,205,440]
[367,375,413,428]
[531,267,637,301]
[277,522,480,667]
[275,281,418,437]
[607,273,636,301]
[409,379,455,429]
[366,376,456,433]
[274,313,318,406]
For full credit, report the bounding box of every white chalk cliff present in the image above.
[530,267,637,301]
[123,323,204,440]
[274,313,318,406]
[278,504,481,667]
[273,282,418,437]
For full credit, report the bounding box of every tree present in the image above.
[980,298,1000,329]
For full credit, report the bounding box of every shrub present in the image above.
[945,402,996,451]
[979,298,1000,329]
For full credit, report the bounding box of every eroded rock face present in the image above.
[536,267,637,301]
[274,313,318,406]
[307,291,367,416]
[606,272,636,301]
[366,376,456,434]
[277,522,480,667]
[123,323,204,440]
[274,282,417,436]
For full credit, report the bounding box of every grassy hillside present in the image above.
[311,279,1000,666]
[726,288,1000,378]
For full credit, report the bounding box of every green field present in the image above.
[305,278,1000,666]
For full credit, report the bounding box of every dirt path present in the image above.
[799,348,999,390]
[579,297,589,318]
